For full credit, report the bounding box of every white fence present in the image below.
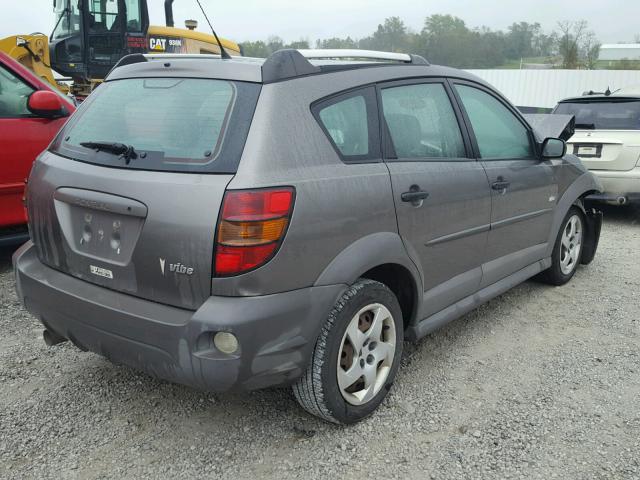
[466,69,640,109]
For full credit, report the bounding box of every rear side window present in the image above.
[0,65,34,118]
[455,84,534,160]
[313,87,380,163]
[381,83,466,159]
[554,100,640,130]
[51,78,261,173]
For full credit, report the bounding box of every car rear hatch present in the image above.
[27,76,261,310]
[554,97,640,171]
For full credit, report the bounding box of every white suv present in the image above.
[554,86,640,205]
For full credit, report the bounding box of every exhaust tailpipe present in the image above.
[43,329,67,347]
[164,0,175,27]
[617,196,627,205]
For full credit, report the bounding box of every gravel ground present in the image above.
[1,205,639,480]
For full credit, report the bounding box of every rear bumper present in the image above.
[13,242,345,392]
[587,167,640,203]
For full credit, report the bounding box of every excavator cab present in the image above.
[50,0,149,83]
[1,0,240,98]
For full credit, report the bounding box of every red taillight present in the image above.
[214,187,295,276]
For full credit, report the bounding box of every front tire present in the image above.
[539,207,584,286]
[293,279,403,424]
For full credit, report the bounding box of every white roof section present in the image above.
[466,69,640,108]
[599,44,640,61]
[600,43,640,50]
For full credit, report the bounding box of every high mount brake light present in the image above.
[214,188,295,276]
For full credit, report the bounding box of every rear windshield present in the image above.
[554,99,640,130]
[51,78,260,173]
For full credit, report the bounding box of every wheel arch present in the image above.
[545,172,602,258]
[314,232,422,328]
[359,264,419,330]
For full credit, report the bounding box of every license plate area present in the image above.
[53,188,147,266]
[573,143,602,158]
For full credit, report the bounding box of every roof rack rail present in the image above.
[262,48,429,83]
[297,49,429,65]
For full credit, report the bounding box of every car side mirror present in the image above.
[541,137,566,159]
[27,90,69,119]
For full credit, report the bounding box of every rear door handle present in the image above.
[401,187,429,203]
[491,181,510,191]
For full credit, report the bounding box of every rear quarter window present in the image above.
[312,86,381,163]
[51,78,261,173]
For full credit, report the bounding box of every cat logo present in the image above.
[149,37,166,51]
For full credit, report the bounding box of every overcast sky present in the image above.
[1,0,637,44]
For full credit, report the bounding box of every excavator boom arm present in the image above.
[0,35,61,92]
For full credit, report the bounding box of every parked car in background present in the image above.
[14,49,603,424]
[0,51,75,246]
[553,86,640,205]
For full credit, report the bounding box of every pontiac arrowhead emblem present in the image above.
[159,258,166,275]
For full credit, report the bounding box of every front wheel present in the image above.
[293,279,403,424]
[539,207,584,286]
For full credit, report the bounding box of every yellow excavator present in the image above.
[1,0,240,98]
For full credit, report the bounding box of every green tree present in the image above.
[242,14,599,69]
[240,40,270,58]
[557,20,587,68]
[316,37,358,49]
[419,14,472,67]
[240,36,309,58]
[359,17,414,53]
[533,31,558,57]
[266,36,285,53]
[505,22,541,60]
[469,28,507,68]
[418,14,506,68]
[582,31,600,69]
[285,39,310,49]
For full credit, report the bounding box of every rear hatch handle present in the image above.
[53,188,148,218]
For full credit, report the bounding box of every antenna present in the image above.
[195,0,232,59]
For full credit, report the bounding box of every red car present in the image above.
[0,51,75,246]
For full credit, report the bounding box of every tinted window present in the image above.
[554,100,640,130]
[314,87,380,162]
[319,96,368,156]
[0,66,34,118]
[456,84,533,159]
[381,83,466,159]
[52,78,261,173]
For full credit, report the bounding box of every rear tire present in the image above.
[539,207,584,286]
[293,279,403,424]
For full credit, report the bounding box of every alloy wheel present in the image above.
[560,214,582,275]
[337,303,396,406]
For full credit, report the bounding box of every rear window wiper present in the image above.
[79,141,139,164]
[574,123,595,130]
